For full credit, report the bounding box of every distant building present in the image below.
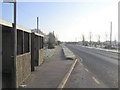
[31,29,44,35]
[103,41,118,45]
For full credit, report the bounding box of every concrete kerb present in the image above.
[57,58,78,89]
[62,45,76,60]
[57,45,78,89]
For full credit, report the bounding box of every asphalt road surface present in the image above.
[65,44,118,88]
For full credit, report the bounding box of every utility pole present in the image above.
[37,17,39,33]
[110,22,112,48]
[13,0,17,88]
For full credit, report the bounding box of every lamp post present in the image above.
[13,0,17,88]
[37,17,39,33]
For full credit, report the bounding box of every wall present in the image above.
[31,33,44,71]
[0,24,2,89]
[16,30,31,87]
[31,33,35,71]
[2,26,14,73]
[16,53,31,87]
[1,19,44,88]
[38,49,44,65]
[2,25,15,88]
[2,24,31,88]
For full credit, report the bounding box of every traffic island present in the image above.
[62,45,76,60]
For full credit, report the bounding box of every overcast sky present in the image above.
[2,0,119,42]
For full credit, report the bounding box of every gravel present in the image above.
[43,47,56,60]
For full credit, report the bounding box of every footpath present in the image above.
[23,46,75,88]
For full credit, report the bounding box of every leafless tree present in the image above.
[114,36,117,46]
[89,32,92,46]
[105,32,108,42]
[82,34,85,45]
[47,31,56,49]
[97,34,101,44]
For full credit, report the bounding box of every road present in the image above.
[65,44,118,88]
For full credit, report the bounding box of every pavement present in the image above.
[78,45,118,53]
[23,46,75,88]
[65,44,118,88]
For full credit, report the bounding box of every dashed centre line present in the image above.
[84,68,89,72]
[92,76,100,85]
[80,63,83,66]
[78,57,101,86]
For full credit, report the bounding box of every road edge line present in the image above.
[57,59,78,89]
